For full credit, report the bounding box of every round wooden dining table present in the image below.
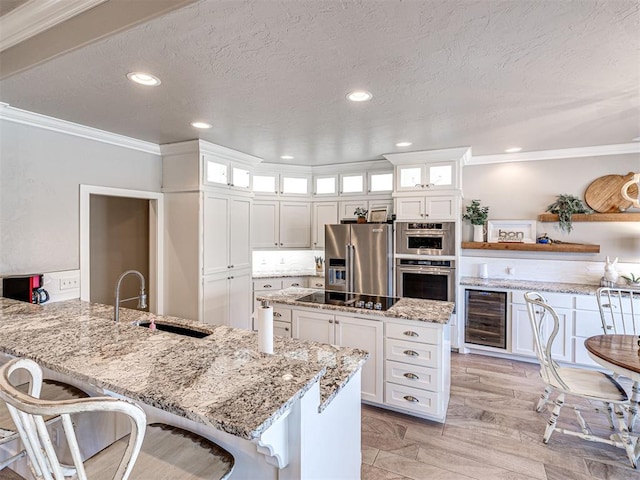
[585,334,640,431]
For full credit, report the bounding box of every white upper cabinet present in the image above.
[312,202,338,248]
[368,171,394,193]
[340,173,365,195]
[281,175,310,196]
[253,174,278,195]
[251,200,311,248]
[314,175,338,196]
[204,154,252,191]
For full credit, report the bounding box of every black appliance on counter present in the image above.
[297,291,400,311]
[2,274,50,304]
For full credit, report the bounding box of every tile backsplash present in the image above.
[252,250,323,275]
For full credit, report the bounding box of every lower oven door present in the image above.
[395,266,455,303]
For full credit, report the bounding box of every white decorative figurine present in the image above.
[603,256,619,285]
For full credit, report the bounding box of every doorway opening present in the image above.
[79,185,164,313]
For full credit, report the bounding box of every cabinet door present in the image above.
[395,165,426,192]
[229,197,251,270]
[394,197,425,220]
[312,202,338,249]
[335,316,383,404]
[425,196,457,221]
[339,200,367,220]
[203,274,229,325]
[203,155,228,186]
[203,194,229,275]
[368,199,393,220]
[228,270,252,330]
[293,310,335,344]
[426,162,455,189]
[511,304,571,362]
[252,201,279,248]
[280,202,311,248]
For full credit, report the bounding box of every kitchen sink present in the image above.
[136,321,211,339]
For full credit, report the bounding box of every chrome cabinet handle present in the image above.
[403,395,419,403]
[263,284,272,288]
[275,242,278,246]
[403,372,419,380]
[403,350,419,357]
[291,283,300,286]
[329,319,334,324]
[335,320,340,324]
[274,312,282,318]
[285,327,289,331]
[315,283,323,287]
[403,331,418,337]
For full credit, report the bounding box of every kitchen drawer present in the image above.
[309,278,325,289]
[283,277,305,288]
[253,279,283,291]
[273,306,292,323]
[385,360,439,392]
[575,295,599,311]
[511,291,572,309]
[385,338,439,368]
[274,320,292,338]
[574,310,605,337]
[384,382,440,416]
[385,322,439,345]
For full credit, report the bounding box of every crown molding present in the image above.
[0,103,161,155]
[0,0,107,52]
[469,143,640,165]
[383,146,471,165]
[159,139,263,166]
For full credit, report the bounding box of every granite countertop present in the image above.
[460,277,600,296]
[0,298,367,439]
[257,287,454,325]
[253,270,324,279]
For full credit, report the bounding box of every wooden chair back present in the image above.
[524,292,569,391]
[597,287,639,335]
[0,358,147,480]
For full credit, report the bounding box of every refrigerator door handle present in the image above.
[349,244,356,293]
[345,243,351,293]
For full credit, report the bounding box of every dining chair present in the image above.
[524,292,637,469]
[0,358,235,480]
[0,374,88,472]
[597,286,639,430]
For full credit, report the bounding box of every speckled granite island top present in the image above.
[460,277,600,295]
[257,288,454,324]
[0,298,367,440]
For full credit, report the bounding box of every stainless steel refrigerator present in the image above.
[324,223,393,296]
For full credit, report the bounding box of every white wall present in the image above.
[462,153,640,263]
[0,121,162,275]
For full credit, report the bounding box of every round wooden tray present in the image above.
[584,172,638,213]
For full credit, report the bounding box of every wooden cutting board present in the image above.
[584,172,638,213]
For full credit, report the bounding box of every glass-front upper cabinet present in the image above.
[205,159,228,186]
[203,155,252,191]
[281,175,310,196]
[253,174,278,194]
[395,162,456,192]
[368,171,393,193]
[314,175,337,196]
[340,173,365,195]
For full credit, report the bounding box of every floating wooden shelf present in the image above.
[537,213,640,222]
[461,242,600,253]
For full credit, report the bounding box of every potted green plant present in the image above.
[621,273,640,287]
[354,207,368,223]
[545,194,592,233]
[463,200,489,242]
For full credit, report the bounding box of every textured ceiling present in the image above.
[0,0,638,165]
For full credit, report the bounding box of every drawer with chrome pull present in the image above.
[384,338,439,368]
[384,360,439,391]
[253,280,283,291]
[282,277,305,288]
[272,306,292,323]
[384,382,440,416]
[385,322,439,345]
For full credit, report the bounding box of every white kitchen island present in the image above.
[0,298,367,479]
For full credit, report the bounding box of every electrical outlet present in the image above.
[60,276,79,290]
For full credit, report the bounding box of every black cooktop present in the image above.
[297,291,400,311]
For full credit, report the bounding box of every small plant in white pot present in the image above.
[621,273,640,287]
[463,200,489,242]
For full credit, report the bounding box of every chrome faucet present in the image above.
[114,270,147,323]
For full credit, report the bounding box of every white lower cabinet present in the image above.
[511,303,572,362]
[203,269,252,330]
[291,307,448,420]
[293,310,383,404]
[384,320,447,420]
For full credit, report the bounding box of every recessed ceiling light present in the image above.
[504,147,522,153]
[396,142,412,147]
[126,72,161,86]
[191,121,212,129]
[280,155,294,160]
[346,90,373,102]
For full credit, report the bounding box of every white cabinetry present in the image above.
[162,140,258,329]
[339,198,393,221]
[293,310,383,403]
[384,320,449,420]
[395,162,459,192]
[394,195,458,221]
[251,201,311,248]
[312,202,338,248]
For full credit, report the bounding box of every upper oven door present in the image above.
[396,222,455,256]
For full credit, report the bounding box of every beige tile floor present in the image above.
[361,352,640,480]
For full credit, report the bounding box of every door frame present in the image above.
[79,185,164,313]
